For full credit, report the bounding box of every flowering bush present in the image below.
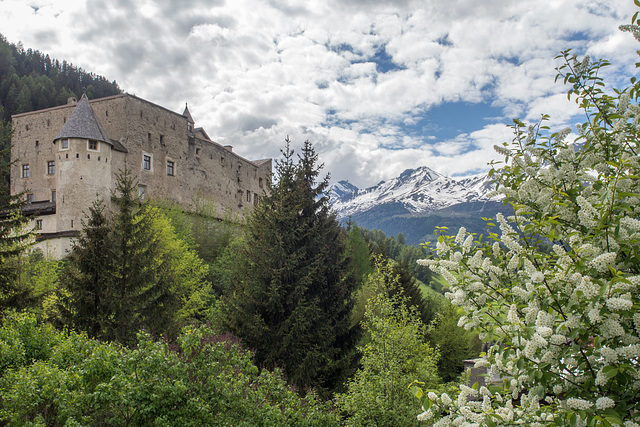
[414,13,640,427]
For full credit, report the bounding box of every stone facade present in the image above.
[11,93,271,257]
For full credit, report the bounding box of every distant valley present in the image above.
[329,166,508,246]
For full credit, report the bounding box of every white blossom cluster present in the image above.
[414,45,640,426]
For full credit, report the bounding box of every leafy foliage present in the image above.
[361,227,436,289]
[0,312,339,426]
[426,300,481,383]
[220,138,359,396]
[414,12,640,426]
[336,259,440,426]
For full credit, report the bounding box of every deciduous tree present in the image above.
[414,13,640,425]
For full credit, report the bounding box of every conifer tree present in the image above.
[221,138,359,396]
[62,166,209,344]
[60,198,113,337]
[0,117,33,316]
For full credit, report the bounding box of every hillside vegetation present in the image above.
[0,33,121,121]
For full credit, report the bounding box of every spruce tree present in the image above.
[62,166,209,344]
[60,198,113,337]
[221,138,359,395]
[0,117,33,316]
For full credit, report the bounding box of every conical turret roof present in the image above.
[53,93,111,145]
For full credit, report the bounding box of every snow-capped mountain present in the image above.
[330,166,495,219]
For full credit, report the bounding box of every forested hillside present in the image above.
[0,33,121,121]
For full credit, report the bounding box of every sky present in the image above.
[0,0,638,188]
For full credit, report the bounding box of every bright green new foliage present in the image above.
[0,311,339,426]
[336,259,440,426]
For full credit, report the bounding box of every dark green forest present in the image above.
[0,33,121,122]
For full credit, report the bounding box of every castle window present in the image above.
[27,194,33,204]
[254,193,259,205]
[88,140,98,151]
[259,177,264,188]
[167,160,174,176]
[52,190,56,203]
[138,185,147,200]
[143,154,152,171]
[61,139,69,150]
[22,164,30,178]
[47,161,55,175]
[160,134,164,145]
[147,133,151,144]
[196,148,201,156]
[35,219,42,230]
[246,190,251,202]
[35,140,39,147]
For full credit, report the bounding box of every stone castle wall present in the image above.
[11,94,271,256]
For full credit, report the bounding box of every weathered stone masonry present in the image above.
[11,93,271,257]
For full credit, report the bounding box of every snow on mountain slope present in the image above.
[329,166,495,218]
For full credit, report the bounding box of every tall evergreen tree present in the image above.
[221,138,359,396]
[61,166,210,344]
[0,117,33,316]
[60,198,113,337]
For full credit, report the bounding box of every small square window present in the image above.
[27,193,33,203]
[35,219,42,230]
[61,139,69,150]
[88,140,98,150]
[47,161,55,175]
[22,164,30,178]
[143,154,152,171]
[167,160,174,176]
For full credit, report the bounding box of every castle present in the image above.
[11,93,272,257]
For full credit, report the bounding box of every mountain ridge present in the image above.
[330,166,495,218]
[329,166,504,246]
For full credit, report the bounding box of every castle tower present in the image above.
[183,103,195,135]
[52,93,127,235]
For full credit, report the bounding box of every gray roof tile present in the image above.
[53,94,127,152]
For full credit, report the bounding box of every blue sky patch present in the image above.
[407,101,505,142]
[371,47,406,74]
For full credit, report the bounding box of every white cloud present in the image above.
[1,0,638,188]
